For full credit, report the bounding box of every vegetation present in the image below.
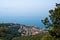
[0,23,43,40]
[41,33,56,40]
[12,34,43,40]
[0,24,21,40]
[0,3,60,40]
[41,3,60,40]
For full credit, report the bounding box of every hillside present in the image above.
[0,23,47,40]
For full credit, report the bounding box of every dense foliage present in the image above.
[0,3,60,40]
[41,3,60,40]
[0,23,43,40]
[0,23,21,40]
[12,34,43,40]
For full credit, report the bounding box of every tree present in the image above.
[41,33,56,40]
[0,27,8,37]
[41,3,60,40]
[0,24,21,40]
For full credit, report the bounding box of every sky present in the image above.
[0,0,60,28]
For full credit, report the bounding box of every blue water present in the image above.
[0,8,49,28]
[0,15,47,28]
[1,0,59,28]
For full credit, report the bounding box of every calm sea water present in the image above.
[0,15,46,28]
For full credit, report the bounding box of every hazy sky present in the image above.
[0,0,60,28]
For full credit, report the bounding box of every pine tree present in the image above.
[42,3,60,40]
